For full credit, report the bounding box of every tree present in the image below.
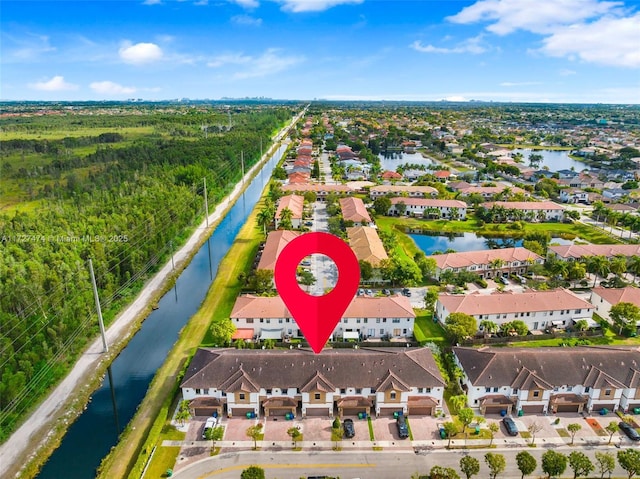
[595,451,615,479]
[249,269,274,293]
[303,191,317,204]
[542,450,567,479]
[567,423,582,445]
[246,423,263,450]
[459,455,480,479]
[241,465,265,479]
[485,452,506,479]
[567,261,586,288]
[204,425,224,451]
[256,207,273,236]
[458,408,474,434]
[516,451,537,479]
[480,320,499,335]
[445,312,477,342]
[425,287,439,311]
[278,206,294,229]
[488,422,500,447]
[373,196,392,215]
[586,255,611,287]
[359,260,373,282]
[287,426,302,448]
[298,269,316,291]
[528,421,543,446]
[611,255,628,278]
[618,448,640,479]
[450,395,468,414]
[209,319,236,346]
[569,451,594,479]
[605,421,619,444]
[610,302,640,336]
[396,200,407,216]
[443,421,458,447]
[175,400,191,426]
[430,465,460,479]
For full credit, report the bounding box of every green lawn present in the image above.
[413,311,447,346]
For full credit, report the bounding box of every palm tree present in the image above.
[278,207,294,230]
[611,254,628,280]
[592,201,607,223]
[256,208,273,236]
[628,255,640,285]
[587,255,611,287]
[489,258,506,278]
[566,261,586,288]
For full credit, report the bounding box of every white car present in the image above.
[202,417,217,438]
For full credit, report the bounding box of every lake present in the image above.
[378,151,434,172]
[409,231,574,255]
[512,148,587,172]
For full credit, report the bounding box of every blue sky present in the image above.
[2,0,639,103]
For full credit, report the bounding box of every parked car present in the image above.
[396,415,409,439]
[382,289,391,296]
[498,276,509,285]
[305,221,313,226]
[402,288,412,297]
[202,416,217,438]
[619,421,640,441]
[343,418,355,438]
[502,417,518,436]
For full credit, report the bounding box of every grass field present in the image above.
[413,311,447,346]
[0,125,157,141]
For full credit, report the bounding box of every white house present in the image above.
[432,247,543,280]
[480,201,565,222]
[275,195,304,229]
[388,198,467,219]
[369,185,438,199]
[436,289,594,333]
[590,287,640,322]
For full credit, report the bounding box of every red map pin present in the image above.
[274,232,360,354]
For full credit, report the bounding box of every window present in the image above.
[266,389,272,394]
[279,319,283,323]
[493,387,498,393]
[356,388,362,394]
[575,309,582,314]
[390,391,397,400]
[604,389,612,396]
[533,390,540,398]
[585,387,591,393]
[383,318,387,323]
[392,319,400,323]
[513,388,519,394]
[340,388,346,394]
[485,387,491,393]
[314,393,321,400]
[364,318,368,324]
[196,389,203,394]
[418,388,424,393]
[380,329,384,335]
[260,319,264,323]
[266,319,271,323]
[247,318,254,324]
[426,387,431,393]
[356,319,361,324]
[239,393,246,400]
[376,318,381,323]
[567,386,573,392]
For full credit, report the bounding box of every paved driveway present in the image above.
[300,416,333,442]
[223,417,262,442]
[263,416,301,441]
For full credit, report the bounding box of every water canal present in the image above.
[36,144,288,479]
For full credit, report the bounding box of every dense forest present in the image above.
[0,104,296,441]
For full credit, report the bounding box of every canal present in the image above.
[36,143,288,479]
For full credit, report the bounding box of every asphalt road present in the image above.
[173,445,632,479]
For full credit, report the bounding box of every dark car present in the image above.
[402,288,412,297]
[619,421,640,441]
[396,415,409,439]
[502,417,518,436]
[343,418,355,438]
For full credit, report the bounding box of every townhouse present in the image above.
[559,188,591,204]
[275,194,304,229]
[590,287,640,322]
[346,226,388,268]
[548,244,640,261]
[281,183,353,201]
[388,198,467,219]
[451,184,528,199]
[435,289,594,333]
[256,230,300,271]
[432,247,543,280]
[181,347,446,419]
[480,201,565,222]
[369,185,438,199]
[340,197,373,226]
[230,294,415,341]
[453,346,640,415]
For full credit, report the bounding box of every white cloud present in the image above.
[410,36,487,54]
[229,0,260,8]
[90,81,136,95]
[29,75,78,91]
[142,0,162,4]
[541,13,640,67]
[119,42,164,64]
[447,0,622,35]
[276,0,363,12]
[444,96,468,101]
[208,48,303,78]
[559,68,577,76]
[194,0,209,5]
[231,14,263,26]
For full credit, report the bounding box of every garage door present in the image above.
[231,407,255,417]
[522,404,545,413]
[306,408,331,417]
[342,407,367,417]
[379,407,402,417]
[556,404,580,413]
[408,406,432,416]
[194,407,219,416]
[266,408,290,417]
[594,404,616,413]
[485,405,509,414]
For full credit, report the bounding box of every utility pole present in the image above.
[203,177,209,227]
[169,240,175,270]
[88,259,108,353]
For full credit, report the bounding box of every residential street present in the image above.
[172,445,632,479]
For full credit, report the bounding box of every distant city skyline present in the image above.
[2,0,639,103]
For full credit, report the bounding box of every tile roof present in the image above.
[390,198,467,208]
[433,247,542,270]
[454,346,640,388]
[181,347,446,390]
[591,287,640,308]
[370,185,438,196]
[549,244,640,259]
[231,294,416,319]
[340,197,372,223]
[276,195,304,220]
[438,289,593,316]
[481,201,565,210]
[346,226,389,267]
[281,184,353,194]
[257,230,301,271]
[381,170,402,179]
